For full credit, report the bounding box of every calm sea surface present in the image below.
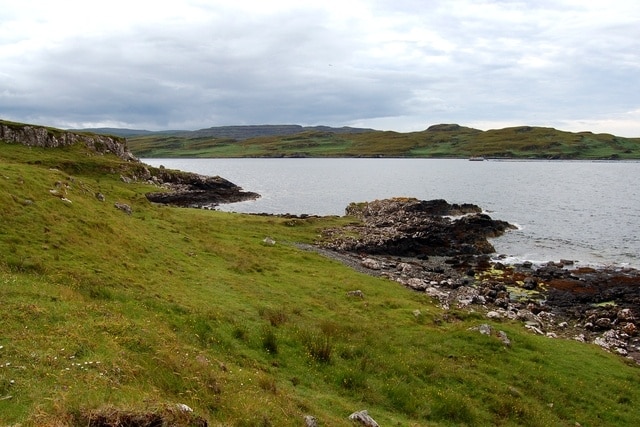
[143,158,640,268]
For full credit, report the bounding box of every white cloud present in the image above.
[0,0,639,136]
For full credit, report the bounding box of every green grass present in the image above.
[2,139,640,426]
[128,125,640,159]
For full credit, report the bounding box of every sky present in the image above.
[1,0,639,136]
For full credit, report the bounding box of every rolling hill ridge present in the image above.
[119,123,640,159]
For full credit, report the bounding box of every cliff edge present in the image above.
[0,119,137,161]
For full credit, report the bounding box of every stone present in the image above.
[361,258,381,270]
[348,410,379,427]
[262,237,276,246]
[517,310,541,326]
[175,403,193,412]
[397,262,413,273]
[621,322,637,336]
[114,202,132,215]
[593,329,627,351]
[347,290,365,299]
[425,287,449,301]
[486,311,502,319]
[595,318,612,329]
[304,415,319,427]
[404,277,426,290]
[452,286,479,308]
[476,324,492,335]
[497,330,511,346]
[523,277,537,290]
[618,308,635,321]
[525,325,544,335]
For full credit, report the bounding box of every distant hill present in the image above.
[125,123,640,160]
[67,127,187,138]
[72,124,375,140]
[185,124,375,140]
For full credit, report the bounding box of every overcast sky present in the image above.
[1,0,639,136]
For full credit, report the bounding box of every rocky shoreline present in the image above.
[143,165,260,209]
[313,198,640,363]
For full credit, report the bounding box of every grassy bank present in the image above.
[1,141,640,426]
[127,125,640,159]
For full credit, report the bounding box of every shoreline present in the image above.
[306,197,640,364]
[305,245,640,364]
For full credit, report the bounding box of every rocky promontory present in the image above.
[1,119,259,209]
[321,198,516,256]
[144,166,259,209]
[316,198,640,363]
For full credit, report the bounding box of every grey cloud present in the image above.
[1,1,639,135]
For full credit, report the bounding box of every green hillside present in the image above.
[128,124,640,159]
[2,123,640,425]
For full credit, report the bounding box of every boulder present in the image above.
[348,410,379,427]
[304,415,319,427]
[114,202,132,215]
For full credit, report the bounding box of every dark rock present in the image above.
[145,171,259,209]
[322,198,515,257]
[595,318,612,329]
[523,277,538,290]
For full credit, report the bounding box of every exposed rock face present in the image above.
[0,121,137,161]
[322,198,515,256]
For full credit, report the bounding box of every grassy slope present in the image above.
[1,141,640,426]
[128,126,640,159]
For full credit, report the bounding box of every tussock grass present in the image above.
[2,140,640,425]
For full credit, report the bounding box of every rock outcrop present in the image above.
[144,167,260,209]
[321,198,515,256]
[0,120,137,161]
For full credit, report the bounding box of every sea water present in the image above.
[143,158,640,268]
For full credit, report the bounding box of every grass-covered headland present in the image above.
[2,122,640,426]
